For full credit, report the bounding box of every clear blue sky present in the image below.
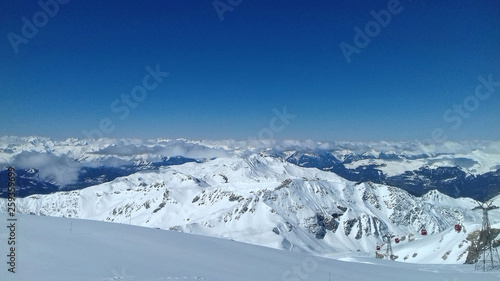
[1,0,499,141]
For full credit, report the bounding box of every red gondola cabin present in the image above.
[455,224,461,232]
[395,238,400,243]
[421,229,427,235]
[376,245,381,251]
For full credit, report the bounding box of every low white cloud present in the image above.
[91,140,231,160]
[13,152,81,186]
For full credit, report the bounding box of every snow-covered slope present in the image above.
[2,154,498,264]
[1,214,499,281]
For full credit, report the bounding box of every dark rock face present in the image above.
[304,214,327,239]
[323,215,339,232]
[465,228,500,264]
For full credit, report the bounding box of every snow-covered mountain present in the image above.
[2,154,499,264]
[1,137,500,200]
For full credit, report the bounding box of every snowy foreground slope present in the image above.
[2,155,499,264]
[1,214,499,281]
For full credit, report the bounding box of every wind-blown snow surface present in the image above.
[2,155,499,264]
[1,214,499,281]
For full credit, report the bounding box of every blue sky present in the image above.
[1,0,499,141]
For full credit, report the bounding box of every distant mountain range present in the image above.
[285,151,500,201]
[1,137,499,201]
